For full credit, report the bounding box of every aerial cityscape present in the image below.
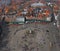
[0,0,60,51]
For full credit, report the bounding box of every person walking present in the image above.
[54,12,60,28]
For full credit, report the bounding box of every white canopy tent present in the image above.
[31,2,46,7]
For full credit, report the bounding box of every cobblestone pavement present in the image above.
[0,22,60,51]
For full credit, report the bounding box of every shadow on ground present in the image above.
[0,21,10,51]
